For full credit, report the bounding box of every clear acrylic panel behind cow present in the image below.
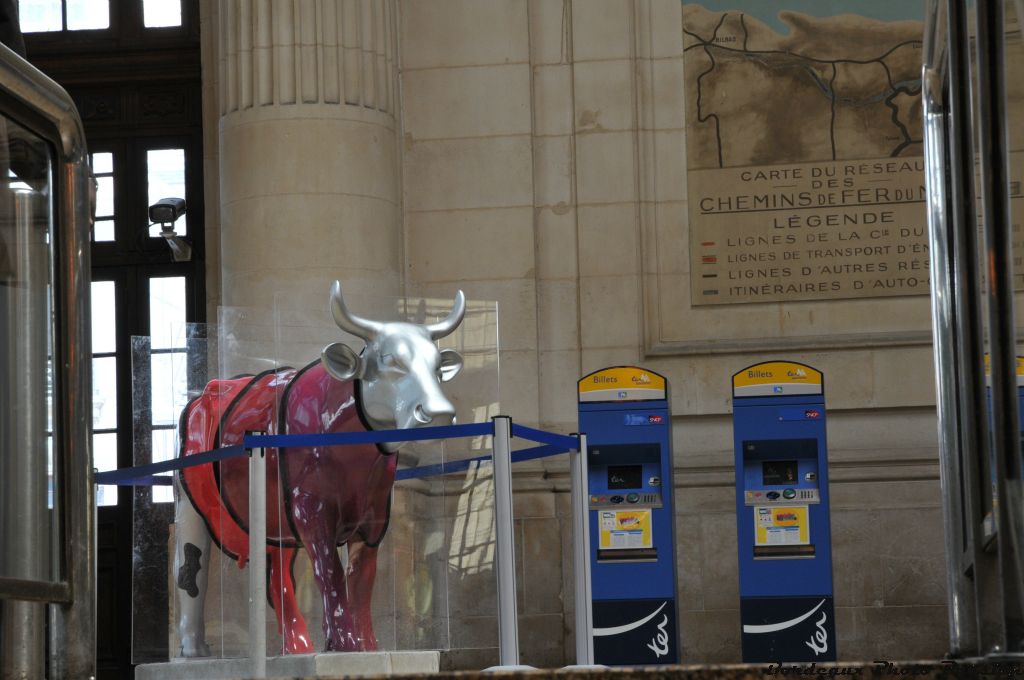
[165,283,499,659]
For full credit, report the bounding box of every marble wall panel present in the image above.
[569,0,633,62]
[574,131,638,205]
[405,207,535,282]
[535,208,579,280]
[401,64,532,141]
[572,60,635,133]
[399,0,528,68]
[403,136,534,212]
[532,66,574,136]
[577,204,641,277]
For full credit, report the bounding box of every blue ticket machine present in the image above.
[732,361,836,663]
[578,366,678,665]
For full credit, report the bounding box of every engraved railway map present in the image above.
[683,2,928,305]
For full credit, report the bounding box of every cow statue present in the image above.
[173,281,465,656]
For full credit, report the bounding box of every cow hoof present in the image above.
[324,633,360,653]
[180,636,212,658]
[285,631,314,655]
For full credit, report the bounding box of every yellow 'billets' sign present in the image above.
[732,361,823,398]
[578,366,667,403]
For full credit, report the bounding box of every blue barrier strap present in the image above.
[510,424,579,450]
[98,475,175,487]
[395,453,492,481]
[93,444,248,485]
[245,422,493,449]
[92,423,577,487]
[510,444,568,463]
[395,444,568,481]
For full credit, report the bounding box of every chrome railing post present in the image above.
[570,433,594,666]
[248,438,267,678]
[491,416,520,667]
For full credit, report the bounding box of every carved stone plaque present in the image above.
[689,158,929,305]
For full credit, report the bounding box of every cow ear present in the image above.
[321,342,362,380]
[438,349,463,382]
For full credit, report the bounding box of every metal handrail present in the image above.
[922,0,968,655]
[923,0,1024,658]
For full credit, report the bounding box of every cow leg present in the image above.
[345,540,380,651]
[268,547,313,654]
[293,498,358,651]
[174,474,212,657]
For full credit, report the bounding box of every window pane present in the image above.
[92,356,117,430]
[151,352,187,426]
[66,0,109,30]
[95,175,114,218]
[91,151,112,175]
[94,432,118,507]
[143,0,181,27]
[94,219,114,242]
[91,280,116,353]
[150,276,186,349]
[147,149,186,237]
[151,429,177,503]
[19,0,62,32]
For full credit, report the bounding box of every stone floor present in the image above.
[146,659,1022,680]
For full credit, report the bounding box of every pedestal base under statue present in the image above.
[134,650,441,679]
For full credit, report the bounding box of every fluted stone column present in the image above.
[217,0,400,311]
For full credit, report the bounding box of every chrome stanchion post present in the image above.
[248,434,267,678]
[570,433,595,666]
[491,416,521,667]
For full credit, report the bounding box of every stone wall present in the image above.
[200,0,947,666]
[395,0,945,665]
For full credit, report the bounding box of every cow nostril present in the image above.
[414,405,431,424]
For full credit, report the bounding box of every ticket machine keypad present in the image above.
[744,488,819,505]
[590,492,662,509]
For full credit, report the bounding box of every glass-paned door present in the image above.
[146,275,188,503]
[92,278,118,507]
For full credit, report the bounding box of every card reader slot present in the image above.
[597,548,658,562]
[753,545,816,560]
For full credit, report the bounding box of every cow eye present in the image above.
[381,353,397,368]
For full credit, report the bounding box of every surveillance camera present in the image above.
[149,197,186,224]
[149,197,191,261]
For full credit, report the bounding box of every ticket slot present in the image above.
[598,548,658,562]
[753,544,816,559]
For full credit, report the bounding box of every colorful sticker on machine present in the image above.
[732,362,823,398]
[984,355,1024,387]
[579,367,666,402]
[599,509,653,550]
[754,506,810,546]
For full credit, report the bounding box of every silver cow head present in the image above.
[320,281,465,449]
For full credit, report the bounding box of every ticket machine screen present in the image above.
[763,460,798,485]
[608,465,642,489]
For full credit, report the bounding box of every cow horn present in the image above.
[330,280,382,340]
[425,290,466,340]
